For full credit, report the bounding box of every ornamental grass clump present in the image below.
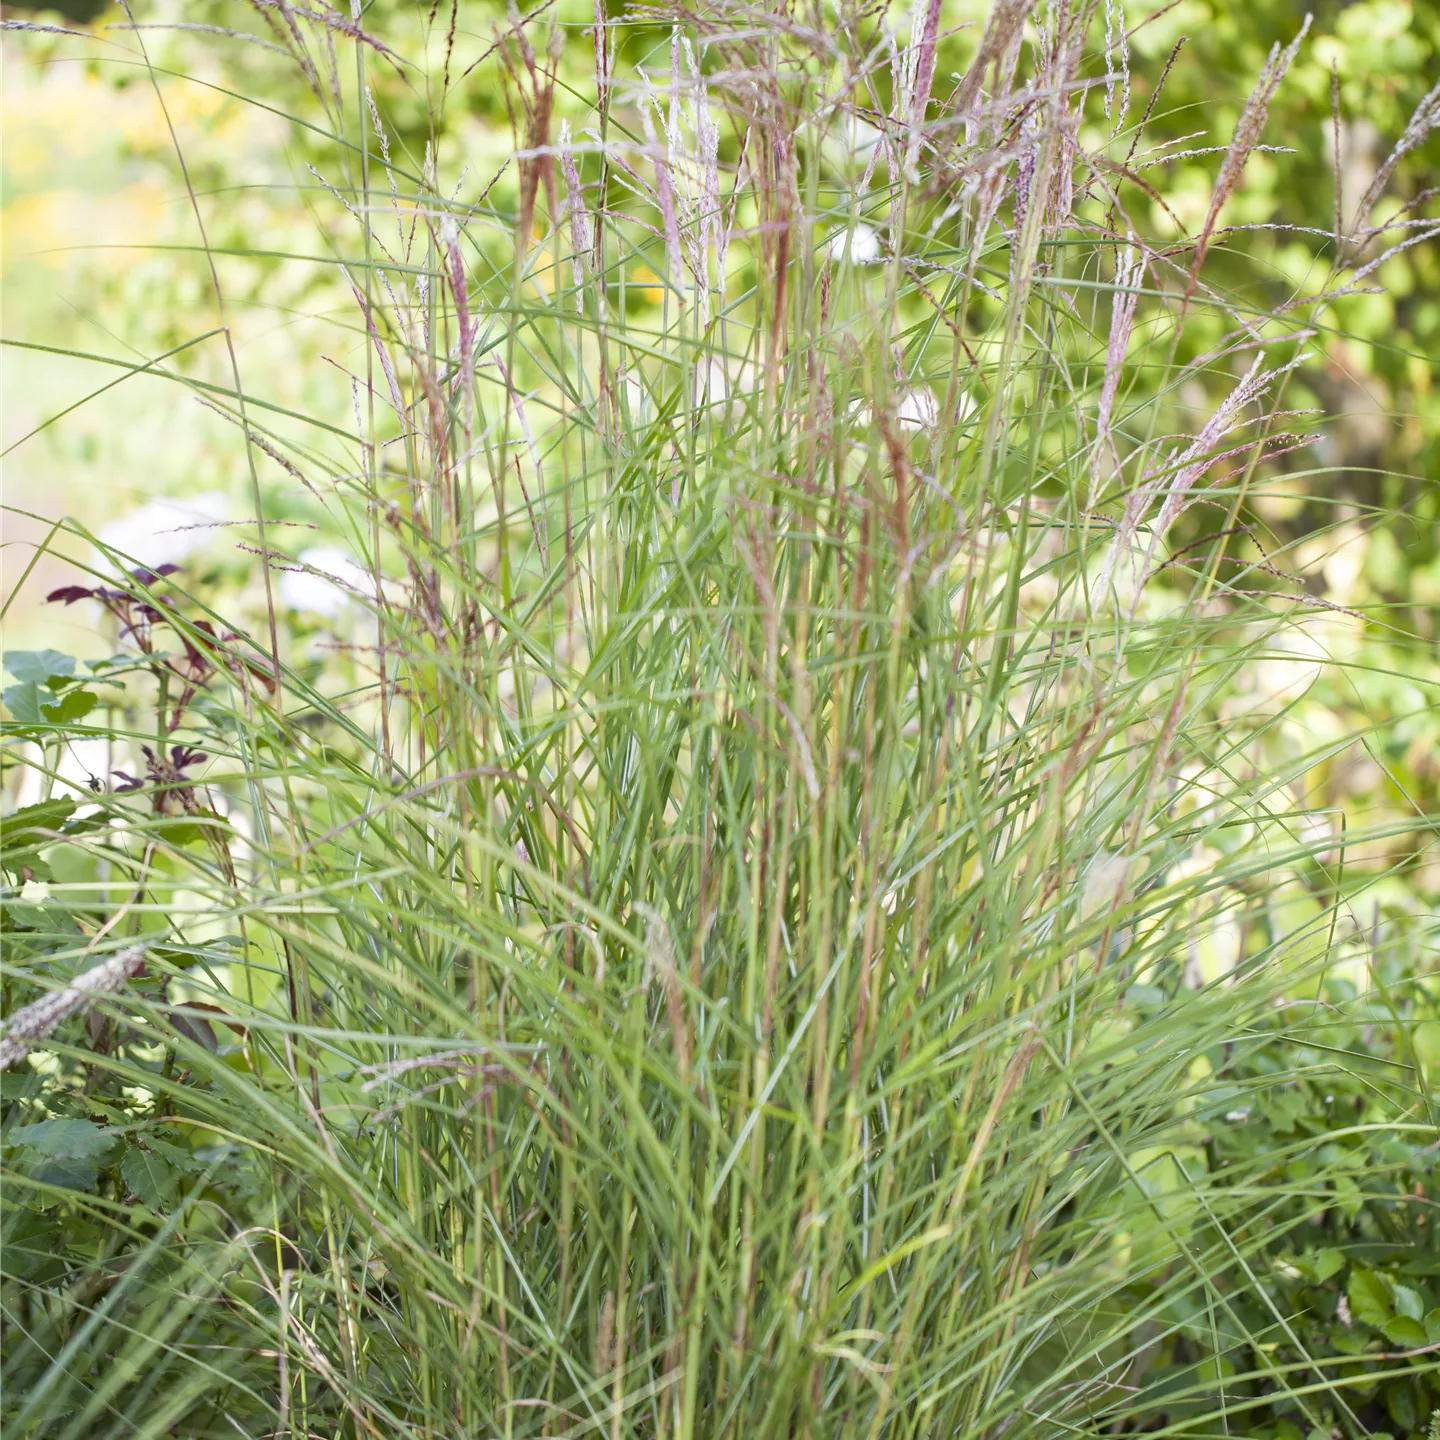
[3,2,1438,1437]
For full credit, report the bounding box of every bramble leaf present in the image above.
[3,683,99,728]
[121,1144,178,1210]
[1382,1315,1427,1348]
[1348,1268,1393,1328]
[7,1118,121,1162]
[3,650,77,687]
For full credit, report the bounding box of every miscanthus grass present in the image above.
[3,2,1436,1437]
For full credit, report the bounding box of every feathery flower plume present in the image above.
[1104,0,1130,135]
[689,38,723,313]
[0,946,149,1070]
[558,120,592,292]
[636,903,690,1080]
[954,0,1034,117]
[364,83,403,255]
[641,102,687,315]
[591,0,610,116]
[1350,77,1440,237]
[1150,355,1271,537]
[903,0,944,183]
[1092,243,1146,506]
[1188,15,1311,301]
[440,216,476,430]
[1099,355,1275,596]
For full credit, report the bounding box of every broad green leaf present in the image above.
[1311,1247,1345,1283]
[3,901,53,930]
[41,688,98,724]
[1,796,77,847]
[1262,1088,1307,1133]
[0,1208,65,1281]
[3,900,81,935]
[8,1118,121,1163]
[2,682,45,724]
[1,853,52,883]
[3,650,76,686]
[1385,1378,1417,1434]
[145,1136,207,1172]
[1124,983,1166,1009]
[29,1155,103,1191]
[3,683,98,727]
[1381,1315,1427,1348]
[121,1144,178,1210]
[1348,1268,1393,1328]
[1391,1281,1423,1321]
[1424,1308,1440,1346]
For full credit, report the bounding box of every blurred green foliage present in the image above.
[5,0,108,22]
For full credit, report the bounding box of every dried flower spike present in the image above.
[0,945,149,1071]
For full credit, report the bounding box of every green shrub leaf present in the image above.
[121,1144,178,1210]
[1382,1315,1427,1348]
[7,1118,120,1162]
[1349,1268,1394,1328]
[3,650,76,687]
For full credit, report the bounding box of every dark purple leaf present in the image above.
[130,565,182,585]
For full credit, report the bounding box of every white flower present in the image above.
[621,371,653,426]
[847,385,974,438]
[97,491,232,570]
[822,116,883,175]
[838,114,882,159]
[692,358,757,408]
[278,547,373,619]
[896,386,938,430]
[1081,851,1131,919]
[828,223,882,265]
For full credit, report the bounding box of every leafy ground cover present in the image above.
[2,1,1438,1436]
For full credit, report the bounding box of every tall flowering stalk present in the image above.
[1188,15,1312,300]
